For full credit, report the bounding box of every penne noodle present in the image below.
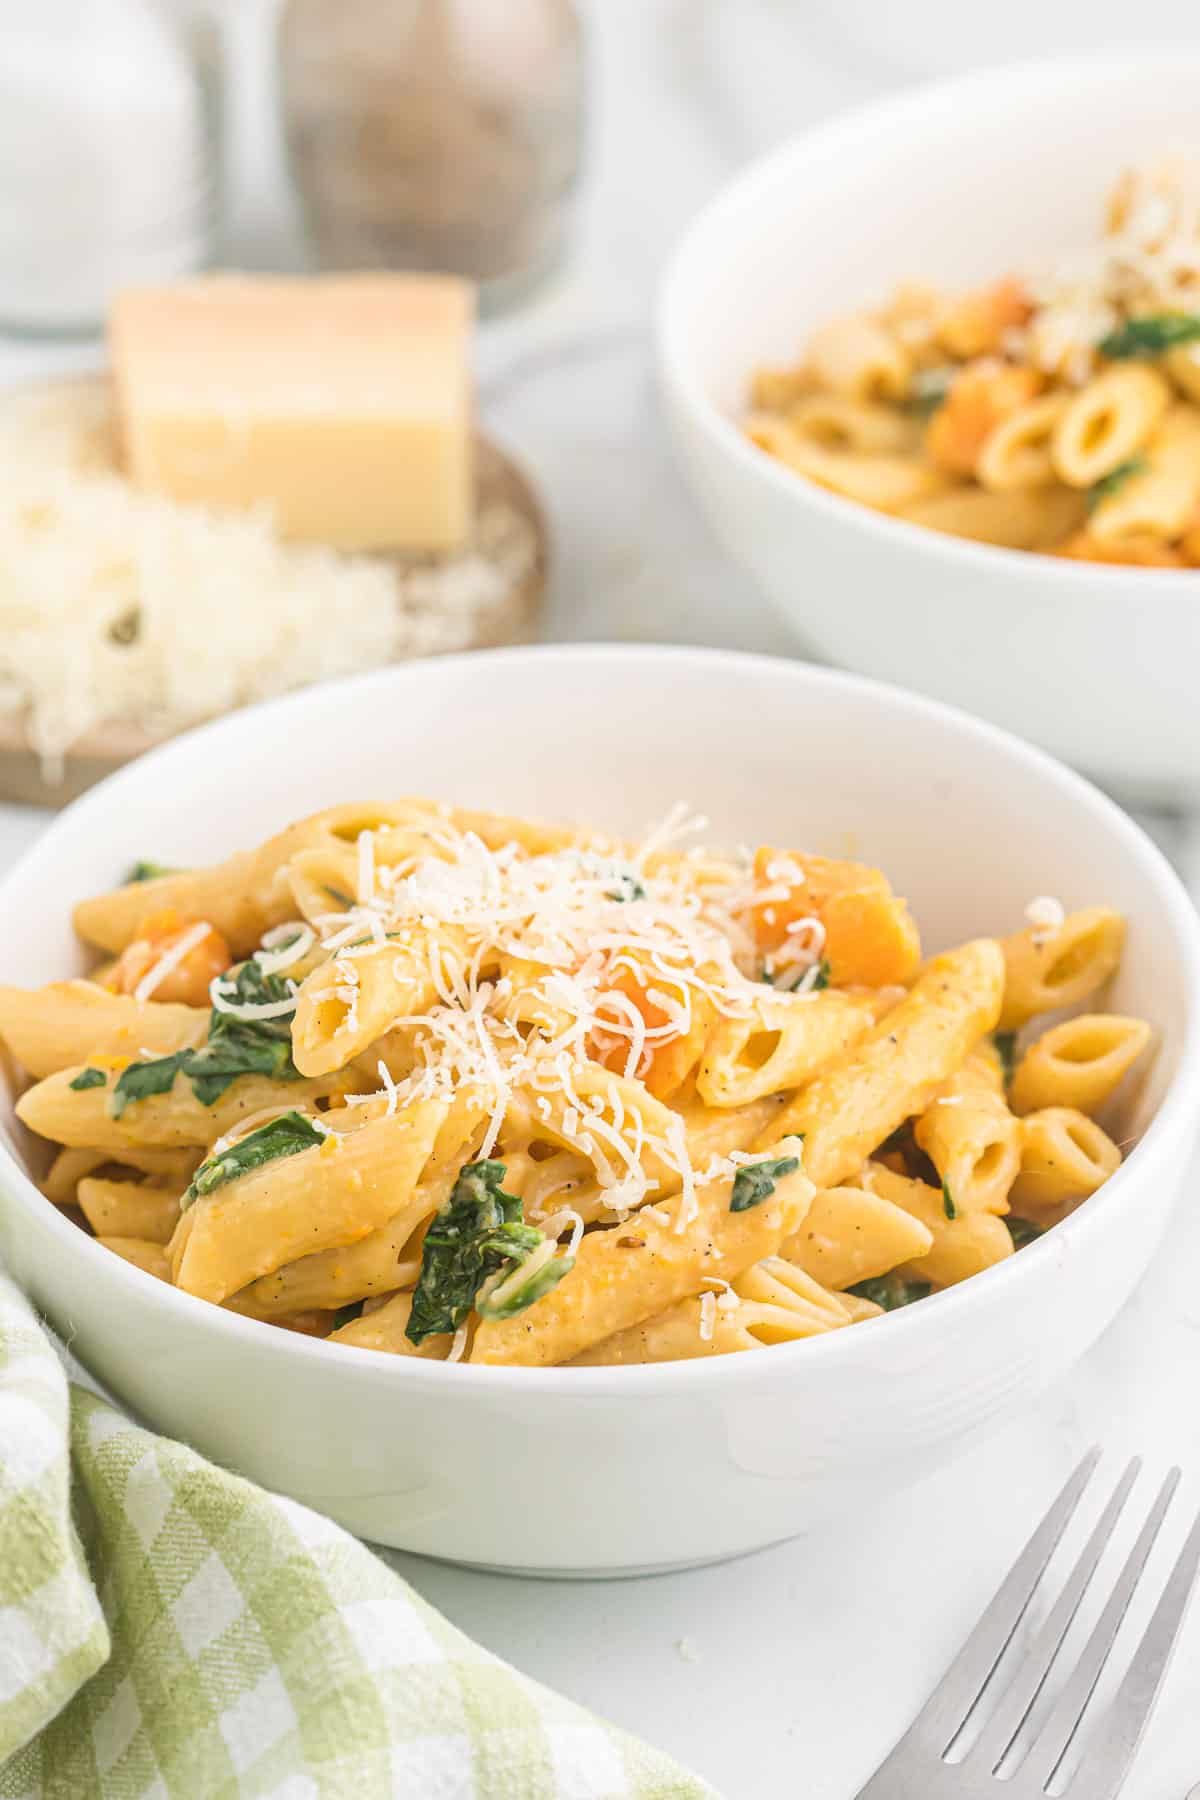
[41,1143,200,1205]
[569,1258,850,1364]
[175,1098,450,1306]
[99,1236,172,1282]
[471,1140,813,1367]
[77,1178,182,1244]
[72,802,425,955]
[999,907,1126,1031]
[0,981,206,1079]
[696,988,879,1109]
[761,940,1006,1188]
[860,1163,1014,1288]
[914,1048,1021,1216]
[782,1184,934,1289]
[1010,1014,1152,1116]
[327,1289,453,1357]
[1010,1108,1122,1216]
[17,1064,349,1151]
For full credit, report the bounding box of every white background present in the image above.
[8,4,1200,1794]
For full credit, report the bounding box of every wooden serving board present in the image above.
[0,426,547,810]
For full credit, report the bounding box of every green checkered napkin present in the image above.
[0,1273,715,1799]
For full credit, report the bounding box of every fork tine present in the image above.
[1025,1466,1183,1795]
[1054,1485,1200,1800]
[966,1456,1141,1773]
[905,1447,1101,1753]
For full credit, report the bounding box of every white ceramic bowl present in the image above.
[659,50,1200,802]
[2,647,1198,1575]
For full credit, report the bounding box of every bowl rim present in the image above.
[7,642,1200,1396]
[658,44,1200,588]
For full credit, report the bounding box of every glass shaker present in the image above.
[278,0,585,313]
[0,0,217,336]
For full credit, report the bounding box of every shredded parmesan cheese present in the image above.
[1025,894,1066,945]
[698,1290,717,1342]
[298,804,810,1227]
[0,380,539,771]
[255,923,315,977]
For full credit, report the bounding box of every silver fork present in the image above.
[855,1449,1200,1798]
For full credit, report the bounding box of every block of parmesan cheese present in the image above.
[109,274,473,552]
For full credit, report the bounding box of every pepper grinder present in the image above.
[278,0,586,313]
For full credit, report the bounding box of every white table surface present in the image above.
[9,4,1200,1794]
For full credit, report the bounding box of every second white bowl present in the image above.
[659,49,1200,801]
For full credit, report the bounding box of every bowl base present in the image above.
[399,1531,803,1582]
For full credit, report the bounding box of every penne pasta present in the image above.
[77,1178,182,1244]
[696,988,878,1108]
[327,1289,453,1357]
[0,981,206,1079]
[804,315,911,403]
[99,1236,172,1282]
[21,794,1140,1358]
[470,1141,812,1367]
[781,1185,934,1290]
[17,1064,348,1151]
[761,940,1006,1188]
[999,907,1126,1031]
[72,802,423,955]
[41,1142,200,1205]
[174,1098,450,1305]
[569,1258,850,1364]
[1010,1014,1152,1116]
[1010,1107,1122,1216]
[914,1047,1021,1216]
[860,1163,1015,1288]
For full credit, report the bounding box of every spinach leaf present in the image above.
[1087,454,1148,512]
[942,1178,957,1221]
[848,1272,932,1312]
[69,1067,107,1091]
[110,953,301,1114]
[1008,1216,1044,1251]
[906,365,955,415]
[323,884,354,908]
[730,1153,800,1213]
[992,1030,1018,1086]
[208,958,297,1045]
[761,956,831,991]
[111,1052,188,1118]
[125,860,180,884]
[1099,313,1200,358]
[184,1022,298,1104]
[183,1110,324,1208]
[406,1160,547,1345]
[476,1248,575,1321]
[186,958,300,1100]
[331,1302,364,1331]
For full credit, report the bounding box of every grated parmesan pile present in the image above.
[0,380,537,771]
[299,805,825,1226]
